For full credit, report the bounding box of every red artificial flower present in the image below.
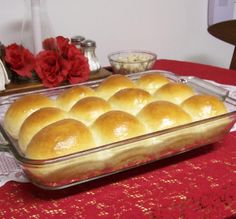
[40,36,90,86]
[42,37,57,50]
[66,45,90,84]
[56,36,70,57]
[35,50,70,87]
[4,36,90,87]
[4,43,35,78]
[42,36,71,57]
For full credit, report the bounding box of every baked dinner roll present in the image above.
[137,101,192,132]
[91,110,146,145]
[154,82,195,105]
[181,94,227,121]
[135,72,171,94]
[4,94,55,139]
[70,96,111,125]
[18,107,69,152]
[96,74,135,100]
[56,85,96,111]
[25,119,95,159]
[109,88,153,115]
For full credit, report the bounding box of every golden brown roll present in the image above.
[18,107,69,152]
[25,119,95,160]
[70,96,111,125]
[136,72,171,94]
[154,82,195,104]
[96,74,135,100]
[91,110,146,146]
[137,101,192,132]
[181,94,228,121]
[108,88,153,115]
[3,94,55,139]
[56,85,96,111]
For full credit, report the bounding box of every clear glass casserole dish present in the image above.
[0,70,236,190]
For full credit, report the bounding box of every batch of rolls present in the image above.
[3,72,228,160]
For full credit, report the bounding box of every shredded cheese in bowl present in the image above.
[108,51,157,74]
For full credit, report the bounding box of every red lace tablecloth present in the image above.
[1,59,236,219]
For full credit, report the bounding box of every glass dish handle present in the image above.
[180,76,229,100]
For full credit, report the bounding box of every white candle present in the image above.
[31,0,42,54]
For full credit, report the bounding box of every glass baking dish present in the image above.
[0,70,236,190]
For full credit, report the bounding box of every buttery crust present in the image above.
[154,82,195,104]
[181,94,228,121]
[96,74,135,100]
[91,110,146,146]
[18,107,69,153]
[3,94,55,139]
[138,101,192,132]
[135,72,171,94]
[25,119,95,159]
[56,85,96,111]
[108,88,153,115]
[70,96,111,125]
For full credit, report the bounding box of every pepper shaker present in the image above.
[81,40,101,73]
[71,35,85,49]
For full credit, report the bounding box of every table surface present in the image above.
[1,59,236,219]
[0,68,111,96]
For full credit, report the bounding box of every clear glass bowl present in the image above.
[108,50,157,74]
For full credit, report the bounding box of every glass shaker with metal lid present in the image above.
[71,35,85,49]
[81,39,101,73]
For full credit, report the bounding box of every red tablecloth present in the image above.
[1,59,236,219]
[154,59,236,86]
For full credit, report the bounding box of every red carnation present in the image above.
[35,50,70,87]
[4,36,90,88]
[4,43,35,78]
[42,37,57,50]
[66,45,90,84]
[56,36,70,55]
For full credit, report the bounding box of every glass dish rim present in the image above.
[1,70,236,166]
[2,113,235,167]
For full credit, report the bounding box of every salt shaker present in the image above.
[81,40,101,73]
[71,35,85,49]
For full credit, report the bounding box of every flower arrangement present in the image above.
[3,36,90,87]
